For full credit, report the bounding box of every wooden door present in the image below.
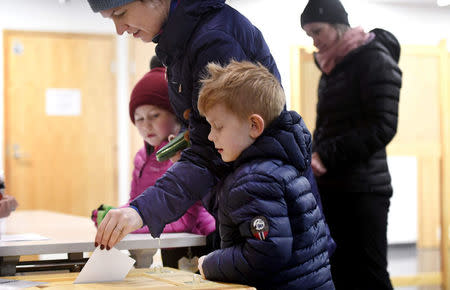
[3,31,117,217]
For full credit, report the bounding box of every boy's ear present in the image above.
[249,114,264,139]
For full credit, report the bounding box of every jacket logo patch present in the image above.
[250,216,269,241]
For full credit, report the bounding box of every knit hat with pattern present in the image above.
[87,0,135,13]
[301,0,349,27]
[129,67,173,124]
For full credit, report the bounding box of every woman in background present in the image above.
[300,0,402,289]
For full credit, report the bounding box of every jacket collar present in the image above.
[156,0,225,66]
[233,111,312,173]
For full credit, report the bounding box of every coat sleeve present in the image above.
[201,171,295,284]
[131,31,249,238]
[316,49,401,170]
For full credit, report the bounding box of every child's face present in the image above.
[205,103,255,162]
[134,104,180,147]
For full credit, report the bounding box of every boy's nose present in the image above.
[207,131,214,142]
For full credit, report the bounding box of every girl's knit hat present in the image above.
[129,67,173,124]
[301,0,349,27]
[87,0,136,12]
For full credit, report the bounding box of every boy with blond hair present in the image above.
[197,60,334,290]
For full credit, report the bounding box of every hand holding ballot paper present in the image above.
[95,207,143,250]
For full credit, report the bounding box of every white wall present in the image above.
[0,1,449,237]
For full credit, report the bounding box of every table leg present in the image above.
[129,249,156,268]
[68,252,84,272]
[0,256,19,276]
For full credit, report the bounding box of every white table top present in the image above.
[0,210,205,257]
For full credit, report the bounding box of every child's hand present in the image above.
[95,207,143,250]
[311,152,327,176]
[198,255,206,279]
[167,134,182,163]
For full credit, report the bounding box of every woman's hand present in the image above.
[311,152,327,176]
[198,255,206,279]
[95,207,143,250]
[167,134,182,163]
[0,195,18,218]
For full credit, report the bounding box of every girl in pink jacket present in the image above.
[92,64,216,268]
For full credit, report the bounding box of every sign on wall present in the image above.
[45,88,81,116]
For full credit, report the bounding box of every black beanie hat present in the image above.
[87,0,136,12]
[301,0,349,27]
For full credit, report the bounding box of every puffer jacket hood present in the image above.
[182,0,225,16]
[156,0,226,66]
[314,28,401,74]
[371,28,401,63]
[235,110,311,173]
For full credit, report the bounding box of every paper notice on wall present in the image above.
[45,88,81,116]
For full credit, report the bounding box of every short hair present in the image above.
[332,23,350,39]
[149,55,163,70]
[198,60,285,127]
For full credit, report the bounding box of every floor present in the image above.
[388,243,441,290]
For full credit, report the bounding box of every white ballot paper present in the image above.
[74,247,135,284]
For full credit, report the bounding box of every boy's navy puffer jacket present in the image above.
[202,111,335,290]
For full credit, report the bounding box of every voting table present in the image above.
[1,267,255,289]
[0,210,206,276]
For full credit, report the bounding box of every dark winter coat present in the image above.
[131,0,281,236]
[313,28,402,195]
[202,111,334,290]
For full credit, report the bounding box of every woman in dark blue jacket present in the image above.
[87,0,336,260]
[87,0,282,246]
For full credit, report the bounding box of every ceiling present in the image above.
[367,0,445,6]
